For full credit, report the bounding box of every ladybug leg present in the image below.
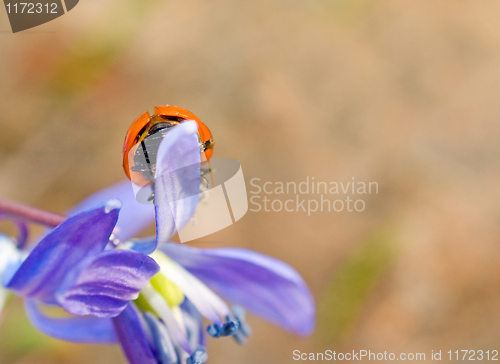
[200,139,215,153]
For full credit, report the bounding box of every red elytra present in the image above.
[123,105,213,186]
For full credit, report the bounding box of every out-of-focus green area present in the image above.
[319,224,397,345]
[2,0,500,363]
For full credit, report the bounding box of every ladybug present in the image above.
[123,105,214,187]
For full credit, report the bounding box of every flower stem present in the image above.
[0,199,66,228]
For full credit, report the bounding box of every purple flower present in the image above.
[2,200,159,318]
[0,122,315,364]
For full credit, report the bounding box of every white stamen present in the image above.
[152,252,224,325]
[182,307,202,349]
[172,305,186,334]
[174,262,231,318]
[149,313,179,363]
[141,284,192,355]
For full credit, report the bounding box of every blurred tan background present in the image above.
[2,0,500,363]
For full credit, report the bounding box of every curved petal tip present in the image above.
[160,243,316,337]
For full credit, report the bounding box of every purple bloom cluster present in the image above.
[0,122,315,364]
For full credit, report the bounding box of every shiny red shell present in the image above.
[123,105,213,186]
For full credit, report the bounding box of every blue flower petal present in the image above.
[6,201,121,304]
[56,250,159,318]
[24,300,117,344]
[154,121,201,245]
[68,180,155,242]
[112,303,158,364]
[122,237,157,255]
[160,243,316,336]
